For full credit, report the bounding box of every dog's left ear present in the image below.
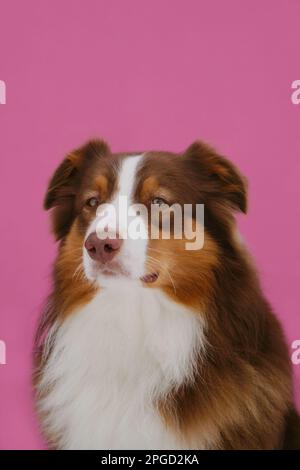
[184,141,247,213]
[44,139,110,239]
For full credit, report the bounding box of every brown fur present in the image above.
[35,138,300,449]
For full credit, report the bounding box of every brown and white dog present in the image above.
[34,139,299,449]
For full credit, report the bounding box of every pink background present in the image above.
[0,0,300,449]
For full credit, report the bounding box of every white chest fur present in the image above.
[38,282,205,449]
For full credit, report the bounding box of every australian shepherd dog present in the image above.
[34,139,299,449]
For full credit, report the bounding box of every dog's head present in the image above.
[45,139,247,305]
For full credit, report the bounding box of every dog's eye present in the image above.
[151,197,169,208]
[86,197,99,208]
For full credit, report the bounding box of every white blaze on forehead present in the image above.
[85,154,144,236]
[116,155,143,200]
[108,154,144,236]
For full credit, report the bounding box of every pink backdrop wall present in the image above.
[0,0,299,449]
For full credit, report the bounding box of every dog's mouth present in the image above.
[95,263,159,284]
[140,272,159,284]
[100,264,128,277]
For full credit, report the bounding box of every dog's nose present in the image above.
[84,232,123,263]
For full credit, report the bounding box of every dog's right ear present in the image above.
[44,139,110,240]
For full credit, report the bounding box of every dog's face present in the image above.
[45,139,246,305]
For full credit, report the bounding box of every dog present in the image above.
[34,139,300,449]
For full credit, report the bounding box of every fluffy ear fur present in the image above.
[44,139,110,239]
[184,141,247,213]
